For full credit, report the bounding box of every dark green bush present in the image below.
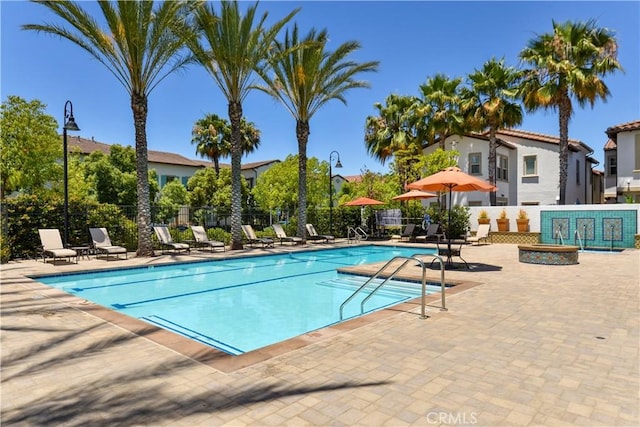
[426,204,471,239]
[2,194,132,260]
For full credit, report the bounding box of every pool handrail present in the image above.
[339,253,446,320]
[347,226,368,243]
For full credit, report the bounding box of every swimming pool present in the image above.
[38,245,438,355]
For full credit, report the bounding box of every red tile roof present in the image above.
[492,128,593,153]
[65,136,278,170]
[605,120,640,139]
[342,175,362,183]
[603,138,617,150]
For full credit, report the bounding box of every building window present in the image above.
[523,155,537,176]
[469,153,482,175]
[160,175,179,187]
[497,155,508,181]
[608,156,617,175]
[576,159,580,185]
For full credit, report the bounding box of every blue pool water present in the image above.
[38,245,438,355]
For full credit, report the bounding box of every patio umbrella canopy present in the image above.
[343,197,385,230]
[391,190,437,201]
[344,196,385,206]
[407,167,496,257]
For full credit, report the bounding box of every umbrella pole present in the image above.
[447,190,452,254]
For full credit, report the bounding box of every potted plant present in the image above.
[516,209,529,232]
[496,208,510,232]
[477,209,490,225]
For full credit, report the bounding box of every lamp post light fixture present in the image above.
[62,100,80,247]
[328,150,343,236]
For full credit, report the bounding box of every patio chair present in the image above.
[153,225,190,254]
[467,223,491,245]
[399,223,416,241]
[190,225,225,252]
[305,224,335,244]
[241,225,274,248]
[38,229,78,264]
[89,227,128,260]
[272,223,303,245]
[415,223,443,243]
[432,239,470,269]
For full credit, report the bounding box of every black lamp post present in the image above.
[63,100,80,247]
[328,150,342,236]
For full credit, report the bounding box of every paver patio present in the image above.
[1,242,638,426]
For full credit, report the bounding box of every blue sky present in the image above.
[2,1,639,176]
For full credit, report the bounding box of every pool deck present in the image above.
[1,241,638,426]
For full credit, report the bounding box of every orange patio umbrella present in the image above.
[391,190,437,201]
[407,167,496,255]
[344,196,385,206]
[407,167,497,193]
[344,197,385,229]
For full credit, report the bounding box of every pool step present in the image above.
[317,275,427,297]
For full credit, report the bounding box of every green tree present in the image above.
[256,24,378,241]
[252,155,326,222]
[187,0,297,249]
[464,58,523,205]
[156,179,188,224]
[82,145,159,206]
[25,1,194,256]
[191,113,261,176]
[418,74,468,149]
[365,94,424,193]
[337,168,396,205]
[423,148,460,176]
[0,95,60,198]
[519,19,622,205]
[187,167,248,209]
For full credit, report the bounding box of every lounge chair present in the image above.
[272,223,303,245]
[38,229,78,264]
[400,223,416,241]
[89,227,128,260]
[190,225,225,252]
[153,225,190,254]
[467,223,491,245]
[305,224,335,243]
[241,225,274,248]
[415,223,443,243]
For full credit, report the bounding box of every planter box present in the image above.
[496,218,509,232]
[516,219,529,232]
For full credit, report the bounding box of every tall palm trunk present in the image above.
[229,101,244,249]
[296,120,310,241]
[488,127,497,206]
[132,93,153,256]
[213,158,220,177]
[558,92,571,205]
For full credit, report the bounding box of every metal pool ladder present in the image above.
[347,226,368,243]
[339,253,446,320]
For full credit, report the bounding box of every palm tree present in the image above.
[187,1,297,249]
[418,74,467,149]
[191,113,260,177]
[256,24,379,240]
[23,1,193,256]
[464,58,523,205]
[519,19,622,205]
[364,94,423,192]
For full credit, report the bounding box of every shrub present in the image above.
[426,205,471,238]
